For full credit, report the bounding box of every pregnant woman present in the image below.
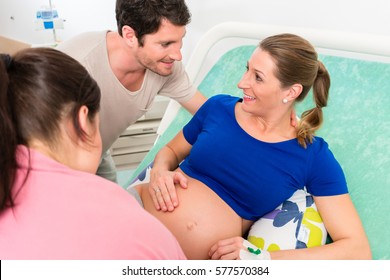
[135,33,371,260]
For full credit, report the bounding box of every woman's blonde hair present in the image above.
[260,33,330,148]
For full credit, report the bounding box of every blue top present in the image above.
[180,94,348,221]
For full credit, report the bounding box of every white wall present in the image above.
[1,0,390,62]
[0,0,116,45]
[184,0,390,62]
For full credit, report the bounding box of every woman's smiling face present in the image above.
[237,48,287,116]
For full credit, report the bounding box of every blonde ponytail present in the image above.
[297,61,330,148]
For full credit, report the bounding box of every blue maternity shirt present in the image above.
[179,94,348,221]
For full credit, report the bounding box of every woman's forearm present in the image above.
[153,144,181,172]
[269,237,372,260]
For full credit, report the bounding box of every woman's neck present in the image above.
[236,104,297,143]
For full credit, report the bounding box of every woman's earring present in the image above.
[282,98,288,104]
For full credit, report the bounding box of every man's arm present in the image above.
[180,90,207,115]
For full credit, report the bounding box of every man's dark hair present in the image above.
[116,0,191,46]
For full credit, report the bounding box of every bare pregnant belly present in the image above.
[140,173,249,259]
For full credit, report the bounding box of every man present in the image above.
[57,0,206,182]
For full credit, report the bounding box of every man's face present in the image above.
[135,19,186,76]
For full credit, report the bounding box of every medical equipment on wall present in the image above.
[34,0,64,43]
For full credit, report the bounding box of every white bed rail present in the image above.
[157,21,390,137]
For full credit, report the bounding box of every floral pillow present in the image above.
[247,188,327,251]
[126,161,154,190]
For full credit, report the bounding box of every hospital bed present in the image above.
[125,22,390,260]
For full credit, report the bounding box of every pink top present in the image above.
[0,146,186,260]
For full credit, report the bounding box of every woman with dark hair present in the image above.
[0,48,185,260]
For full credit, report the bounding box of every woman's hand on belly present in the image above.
[140,176,245,259]
[148,168,188,212]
